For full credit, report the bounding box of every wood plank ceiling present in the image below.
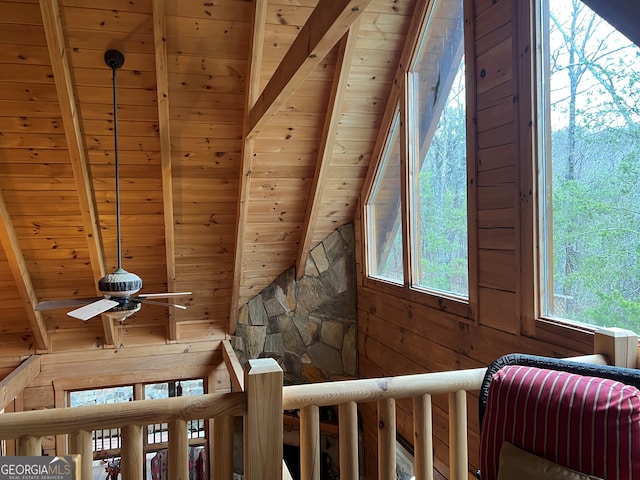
[0,0,416,353]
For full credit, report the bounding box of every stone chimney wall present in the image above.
[230,223,357,384]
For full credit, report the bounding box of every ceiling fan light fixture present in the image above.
[98,268,143,297]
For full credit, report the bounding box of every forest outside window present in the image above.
[365,0,469,300]
[537,0,640,332]
[408,0,467,298]
[366,110,403,285]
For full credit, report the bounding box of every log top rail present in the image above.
[283,367,488,410]
[0,391,245,439]
[282,353,610,411]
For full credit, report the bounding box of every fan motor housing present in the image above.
[98,268,143,297]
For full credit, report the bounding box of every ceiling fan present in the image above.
[35,50,190,322]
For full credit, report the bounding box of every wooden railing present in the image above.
[275,327,636,480]
[0,328,636,480]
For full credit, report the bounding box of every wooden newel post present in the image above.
[243,358,283,480]
[300,404,320,480]
[69,430,92,480]
[377,398,396,479]
[18,435,41,456]
[212,415,235,480]
[121,424,143,480]
[168,419,189,480]
[594,327,638,368]
[448,390,468,480]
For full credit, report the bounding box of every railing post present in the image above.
[448,390,467,480]
[69,430,92,480]
[413,394,433,480]
[121,424,143,480]
[18,435,41,456]
[168,419,189,480]
[377,398,396,479]
[243,358,283,480]
[594,327,638,368]
[212,415,234,480]
[338,401,359,480]
[300,404,320,480]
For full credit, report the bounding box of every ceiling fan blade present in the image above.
[67,299,119,321]
[132,298,188,310]
[136,292,192,299]
[35,297,103,311]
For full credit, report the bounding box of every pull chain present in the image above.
[119,320,125,348]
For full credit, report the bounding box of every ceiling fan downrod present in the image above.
[99,50,143,298]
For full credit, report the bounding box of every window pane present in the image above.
[367,111,404,284]
[410,0,468,298]
[70,386,133,406]
[145,380,205,443]
[70,386,132,454]
[541,0,640,330]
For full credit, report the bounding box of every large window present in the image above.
[367,111,403,284]
[408,0,467,297]
[69,379,206,479]
[365,0,469,300]
[538,0,640,331]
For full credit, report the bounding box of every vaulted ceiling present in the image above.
[0,0,417,353]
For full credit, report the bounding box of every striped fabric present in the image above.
[479,365,640,480]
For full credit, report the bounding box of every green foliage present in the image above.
[547,0,640,330]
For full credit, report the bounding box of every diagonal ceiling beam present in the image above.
[229,0,268,333]
[230,0,372,331]
[295,21,361,280]
[0,191,48,351]
[152,0,178,341]
[582,0,640,48]
[246,0,373,139]
[0,356,41,411]
[39,0,114,345]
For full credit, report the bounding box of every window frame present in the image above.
[361,0,478,322]
[62,376,209,466]
[523,0,633,339]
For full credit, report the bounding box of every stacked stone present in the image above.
[231,223,358,384]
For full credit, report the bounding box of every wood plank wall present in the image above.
[356,0,599,476]
[3,341,228,456]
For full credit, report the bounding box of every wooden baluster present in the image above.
[300,405,320,480]
[169,419,189,480]
[339,401,359,480]
[243,358,283,480]
[69,430,93,480]
[212,415,234,480]
[121,424,143,480]
[594,327,638,368]
[18,435,41,456]
[377,398,396,480]
[413,394,433,480]
[448,391,467,480]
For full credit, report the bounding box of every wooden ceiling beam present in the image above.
[39,0,114,345]
[582,0,640,48]
[229,0,268,333]
[246,0,373,139]
[295,22,361,280]
[152,0,178,341]
[231,0,371,330]
[0,191,48,351]
[0,356,41,411]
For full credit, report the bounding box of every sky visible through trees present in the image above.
[545,0,640,331]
